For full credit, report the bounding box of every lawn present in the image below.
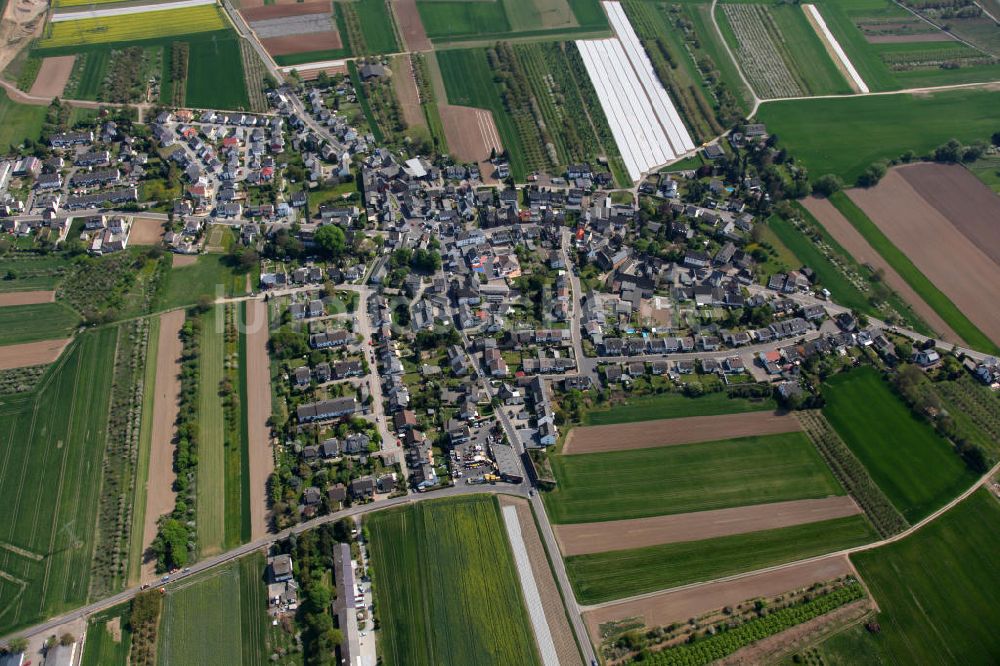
[0,301,79,345]
[0,87,46,148]
[157,254,247,311]
[828,191,996,352]
[366,496,541,666]
[566,514,877,604]
[545,432,844,524]
[40,5,227,48]
[821,366,975,522]
[756,88,1000,184]
[0,328,116,636]
[81,603,132,666]
[186,33,249,110]
[197,305,227,555]
[157,554,269,666]
[840,489,1000,663]
[583,390,775,425]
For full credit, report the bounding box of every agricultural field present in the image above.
[565,514,876,604]
[815,489,1000,663]
[366,496,541,666]
[0,88,47,148]
[185,33,250,109]
[39,5,227,49]
[0,328,116,636]
[822,366,975,522]
[157,553,270,666]
[416,0,606,42]
[828,189,997,352]
[81,603,132,666]
[0,255,68,292]
[718,2,850,98]
[196,305,227,555]
[353,0,402,54]
[157,254,248,311]
[582,390,775,425]
[756,88,1000,184]
[0,301,78,345]
[544,432,844,524]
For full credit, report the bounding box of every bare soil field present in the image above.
[242,1,330,21]
[499,496,581,665]
[562,411,800,455]
[847,170,1000,347]
[865,32,954,43]
[582,555,854,640]
[28,55,74,97]
[800,195,964,344]
[171,253,198,267]
[0,337,70,369]
[897,163,1000,266]
[245,300,273,538]
[262,31,342,56]
[393,55,426,129]
[439,103,503,163]
[140,309,184,583]
[392,0,431,51]
[554,496,861,556]
[129,216,164,245]
[0,289,54,305]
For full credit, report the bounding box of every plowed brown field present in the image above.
[262,31,342,56]
[129,216,164,245]
[562,411,800,454]
[392,0,431,51]
[0,337,70,369]
[245,300,273,538]
[0,290,54,306]
[29,55,74,97]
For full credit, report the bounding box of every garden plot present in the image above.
[575,1,694,181]
[721,3,802,98]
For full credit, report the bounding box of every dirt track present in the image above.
[562,411,800,455]
[554,496,861,556]
[898,163,1000,266]
[129,216,164,245]
[847,170,1000,347]
[0,289,54,306]
[28,56,74,97]
[140,310,184,583]
[582,555,854,641]
[245,300,273,539]
[499,496,581,666]
[800,195,965,344]
[0,337,70,369]
[392,0,432,51]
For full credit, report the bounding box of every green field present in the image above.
[417,0,607,42]
[545,432,843,524]
[355,0,402,53]
[827,191,998,353]
[0,301,78,345]
[157,254,247,311]
[0,255,68,293]
[157,553,269,666]
[0,88,46,148]
[127,317,159,586]
[756,88,1000,184]
[827,489,1000,663]
[186,34,250,109]
[583,391,775,425]
[197,306,227,555]
[822,367,975,522]
[567,514,877,604]
[81,603,132,666]
[0,329,116,636]
[367,496,540,666]
[418,0,510,39]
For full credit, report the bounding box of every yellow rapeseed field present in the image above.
[41,5,227,48]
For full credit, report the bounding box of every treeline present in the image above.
[152,311,202,570]
[169,42,189,107]
[129,590,163,666]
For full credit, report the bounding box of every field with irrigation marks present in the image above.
[566,513,875,604]
[544,432,844,524]
[582,391,775,425]
[822,366,975,522]
[196,305,227,556]
[39,5,227,49]
[756,88,1000,185]
[0,328,116,636]
[157,552,270,666]
[0,301,78,345]
[817,490,1000,663]
[366,495,540,666]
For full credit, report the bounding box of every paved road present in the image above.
[0,483,523,646]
